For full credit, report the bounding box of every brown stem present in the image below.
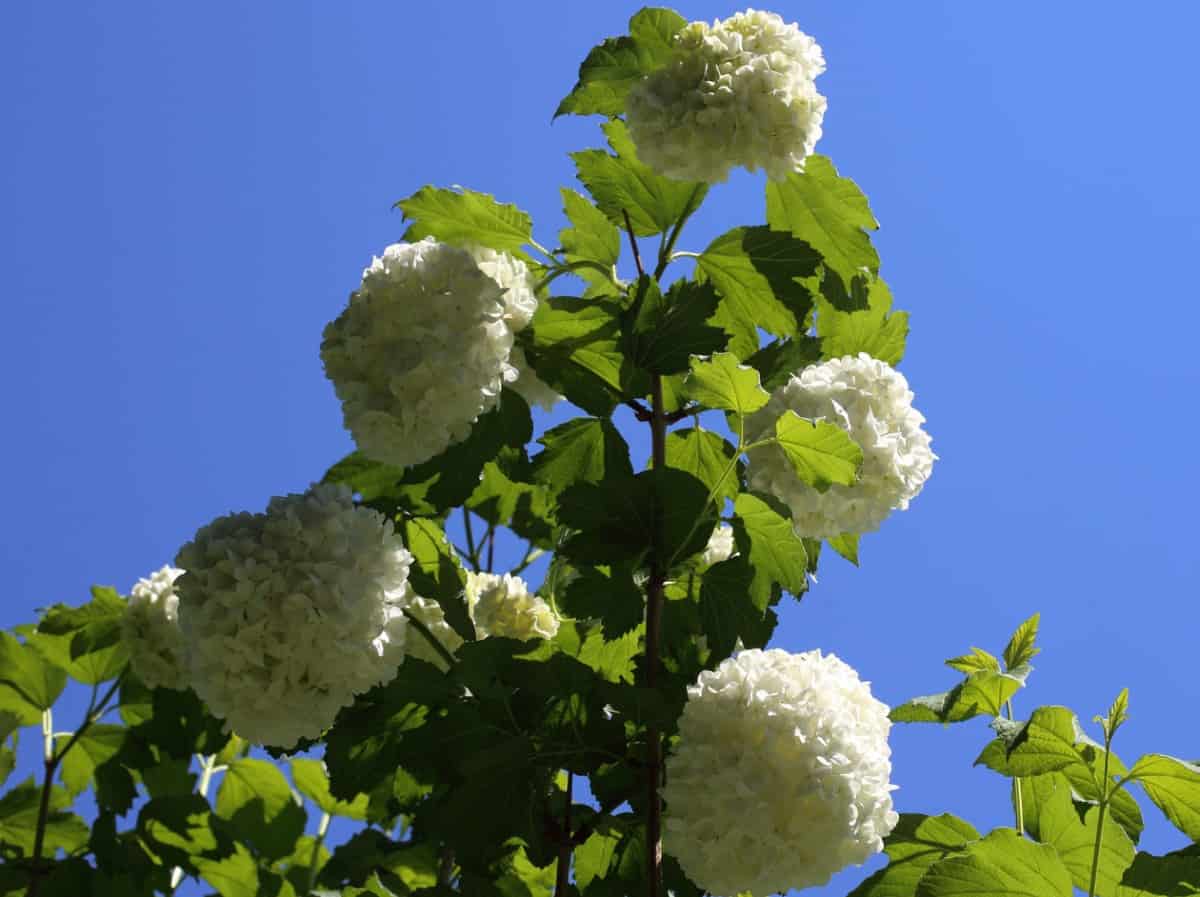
[555,772,573,897]
[644,372,667,897]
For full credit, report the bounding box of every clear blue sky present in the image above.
[2,1,1198,893]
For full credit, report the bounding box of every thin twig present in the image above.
[622,210,645,279]
[401,607,458,670]
[555,772,574,897]
[644,370,667,897]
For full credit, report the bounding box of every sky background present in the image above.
[2,1,1199,894]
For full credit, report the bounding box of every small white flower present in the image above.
[699,523,735,567]
[745,353,935,538]
[402,595,464,672]
[122,565,188,691]
[626,9,827,183]
[174,483,415,747]
[467,572,559,641]
[663,648,898,896]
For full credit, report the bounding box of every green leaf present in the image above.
[765,155,880,303]
[0,630,67,725]
[1100,687,1131,741]
[816,274,909,364]
[401,517,471,641]
[1069,742,1145,843]
[625,277,727,375]
[1025,773,1135,896]
[699,557,777,657]
[571,119,707,237]
[0,778,89,855]
[733,493,808,603]
[554,8,686,118]
[138,794,221,871]
[916,827,1073,897]
[1128,754,1200,840]
[664,428,739,508]
[697,226,820,345]
[195,843,262,897]
[527,296,632,416]
[827,532,860,566]
[892,669,1028,723]
[1003,612,1042,673]
[979,706,1089,778]
[531,417,633,494]
[576,817,646,897]
[746,336,824,390]
[683,352,769,419]
[945,647,1002,674]
[559,468,715,567]
[1116,851,1200,897]
[55,724,125,796]
[397,186,532,258]
[30,587,130,685]
[291,759,370,821]
[560,188,620,284]
[215,757,307,861]
[562,567,645,639]
[847,813,980,897]
[773,411,862,491]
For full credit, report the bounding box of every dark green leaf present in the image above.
[773,411,862,491]
[698,557,777,657]
[1128,754,1200,840]
[733,493,808,603]
[55,724,125,796]
[0,630,68,724]
[554,8,685,118]
[571,119,707,237]
[558,468,715,567]
[531,418,633,495]
[697,226,819,344]
[1116,851,1200,897]
[816,274,909,364]
[625,277,727,375]
[682,352,769,419]
[401,517,472,642]
[527,297,632,416]
[765,155,880,304]
[138,794,221,871]
[664,428,739,508]
[916,828,1073,897]
[215,757,307,861]
[0,778,88,855]
[397,186,532,259]
[747,336,823,390]
[562,567,644,639]
[847,813,980,897]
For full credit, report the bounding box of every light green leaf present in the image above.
[554,8,686,118]
[55,724,125,796]
[1070,742,1145,843]
[1128,754,1200,840]
[30,587,130,686]
[1003,612,1042,673]
[290,758,369,821]
[528,296,631,416]
[0,630,68,725]
[572,119,707,237]
[396,186,532,258]
[916,827,1073,897]
[697,226,820,346]
[827,532,860,566]
[561,187,620,278]
[683,352,769,418]
[765,155,880,302]
[401,516,470,642]
[733,493,808,602]
[665,428,740,508]
[976,706,1085,777]
[946,647,1002,674]
[892,669,1027,724]
[532,418,633,494]
[773,411,862,491]
[625,277,727,375]
[215,757,307,861]
[1021,772,1134,896]
[1100,688,1131,741]
[196,843,261,897]
[847,813,980,897]
[816,274,909,364]
[1116,851,1200,897]
[0,778,89,855]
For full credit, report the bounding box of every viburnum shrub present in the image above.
[2,7,1196,897]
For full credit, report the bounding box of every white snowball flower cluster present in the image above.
[467,572,559,641]
[626,9,827,183]
[321,238,542,471]
[663,648,898,896]
[745,353,935,539]
[173,483,415,747]
[466,245,561,411]
[700,523,735,567]
[121,565,188,691]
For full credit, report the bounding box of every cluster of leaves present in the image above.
[869,614,1200,897]
[1,8,936,897]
